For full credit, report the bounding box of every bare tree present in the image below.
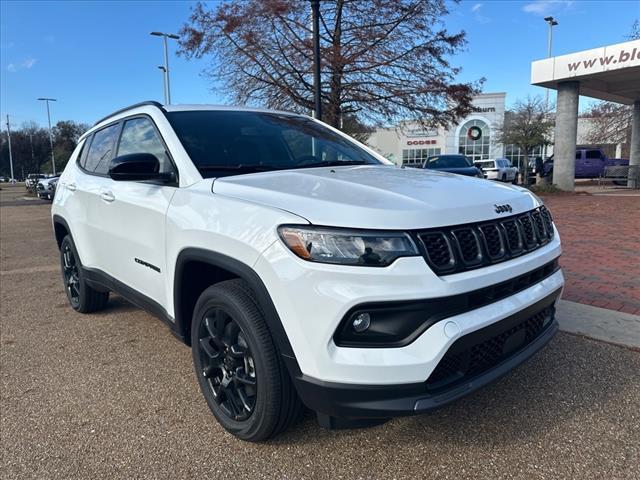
[178,0,482,133]
[626,19,640,40]
[495,97,554,183]
[582,102,632,156]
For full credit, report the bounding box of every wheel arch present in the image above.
[52,214,72,250]
[173,248,297,361]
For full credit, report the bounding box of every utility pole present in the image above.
[29,131,35,165]
[38,97,57,175]
[6,115,15,181]
[311,0,322,121]
[150,32,179,104]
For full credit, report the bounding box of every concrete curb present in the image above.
[556,299,640,350]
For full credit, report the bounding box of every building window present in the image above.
[458,119,490,161]
[504,144,544,171]
[402,148,442,166]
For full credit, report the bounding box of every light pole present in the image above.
[544,16,558,109]
[150,31,179,104]
[310,0,322,121]
[5,115,15,181]
[157,65,167,103]
[38,97,57,175]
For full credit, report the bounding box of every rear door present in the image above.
[74,122,122,269]
[94,116,177,307]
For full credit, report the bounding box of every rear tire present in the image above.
[191,279,303,441]
[60,235,109,313]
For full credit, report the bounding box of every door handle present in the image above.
[100,191,115,203]
[66,183,77,192]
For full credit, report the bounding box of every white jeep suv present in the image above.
[52,102,564,441]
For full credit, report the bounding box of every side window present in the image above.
[77,137,91,168]
[85,124,120,174]
[585,150,603,159]
[117,117,172,173]
[575,151,582,160]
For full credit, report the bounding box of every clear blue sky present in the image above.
[1,0,638,128]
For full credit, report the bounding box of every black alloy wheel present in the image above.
[191,280,303,441]
[62,241,81,309]
[59,235,109,313]
[197,307,257,421]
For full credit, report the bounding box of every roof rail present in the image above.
[93,101,165,126]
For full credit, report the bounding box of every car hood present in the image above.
[212,165,540,229]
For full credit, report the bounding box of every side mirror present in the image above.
[474,162,482,169]
[109,153,174,182]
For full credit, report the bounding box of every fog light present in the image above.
[352,312,371,333]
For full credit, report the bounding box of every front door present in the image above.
[95,116,177,309]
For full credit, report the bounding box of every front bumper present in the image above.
[288,288,560,418]
[256,231,563,386]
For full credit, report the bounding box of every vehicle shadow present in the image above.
[269,333,637,448]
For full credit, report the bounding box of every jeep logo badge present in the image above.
[494,204,512,214]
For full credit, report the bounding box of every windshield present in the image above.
[166,110,382,178]
[424,155,472,169]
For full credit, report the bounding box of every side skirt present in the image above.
[82,267,186,343]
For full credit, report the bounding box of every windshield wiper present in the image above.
[292,160,369,169]
[198,164,284,172]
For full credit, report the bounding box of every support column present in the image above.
[628,100,640,188]
[553,81,579,191]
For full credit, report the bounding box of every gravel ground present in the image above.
[1,184,639,480]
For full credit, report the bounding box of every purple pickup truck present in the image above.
[536,148,629,178]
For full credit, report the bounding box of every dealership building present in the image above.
[366,90,629,170]
[366,93,509,167]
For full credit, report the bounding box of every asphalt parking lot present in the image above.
[1,184,639,480]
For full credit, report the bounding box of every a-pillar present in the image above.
[552,81,580,191]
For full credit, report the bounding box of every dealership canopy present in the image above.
[531,39,640,190]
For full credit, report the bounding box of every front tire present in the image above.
[60,235,109,313]
[501,173,507,182]
[191,279,302,441]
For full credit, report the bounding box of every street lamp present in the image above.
[157,65,167,102]
[150,31,180,104]
[37,97,57,176]
[544,16,558,109]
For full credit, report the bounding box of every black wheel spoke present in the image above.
[234,368,256,386]
[225,386,242,417]
[204,315,225,349]
[197,306,257,422]
[199,337,222,361]
[229,343,248,359]
[236,385,253,412]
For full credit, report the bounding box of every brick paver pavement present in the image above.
[542,193,640,315]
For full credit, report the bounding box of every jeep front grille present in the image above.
[416,206,555,275]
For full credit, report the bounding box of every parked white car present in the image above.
[36,176,60,200]
[52,102,563,441]
[479,158,519,183]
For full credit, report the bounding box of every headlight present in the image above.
[278,226,419,266]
